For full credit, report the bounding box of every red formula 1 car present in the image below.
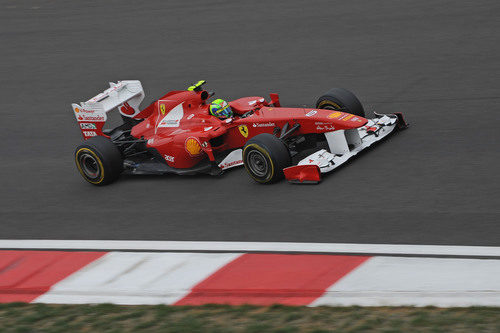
[72,80,407,185]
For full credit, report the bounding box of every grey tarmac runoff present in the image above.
[0,0,499,246]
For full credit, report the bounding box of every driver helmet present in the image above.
[209,99,233,119]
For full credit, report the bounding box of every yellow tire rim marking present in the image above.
[318,100,341,110]
[75,147,105,184]
[243,143,275,183]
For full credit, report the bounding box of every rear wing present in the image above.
[72,80,145,139]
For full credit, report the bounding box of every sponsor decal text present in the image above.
[83,131,97,137]
[80,123,97,130]
[252,122,275,128]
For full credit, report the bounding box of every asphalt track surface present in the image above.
[1,0,499,246]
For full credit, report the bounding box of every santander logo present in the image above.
[252,122,275,128]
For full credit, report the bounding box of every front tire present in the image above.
[75,136,123,186]
[316,88,365,117]
[243,133,291,184]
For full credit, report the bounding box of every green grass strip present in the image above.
[0,303,498,332]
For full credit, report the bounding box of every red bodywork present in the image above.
[130,90,368,169]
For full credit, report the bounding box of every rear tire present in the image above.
[75,136,123,186]
[316,88,365,117]
[243,134,291,184]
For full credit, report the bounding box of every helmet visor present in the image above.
[212,104,233,118]
[220,105,233,118]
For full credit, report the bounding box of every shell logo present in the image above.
[185,137,202,156]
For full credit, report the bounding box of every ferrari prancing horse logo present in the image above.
[160,104,166,115]
[238,125,249,138]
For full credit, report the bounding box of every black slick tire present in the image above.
[243,133,291,184]
[75,136,123,186]
[316,88,365,117]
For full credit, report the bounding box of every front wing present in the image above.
[284,113,408,184]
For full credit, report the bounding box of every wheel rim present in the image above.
[246,150,269,178]
[79,153,101,180]
[321,102,342,111]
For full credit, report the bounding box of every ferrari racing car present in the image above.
[72,80,407,185]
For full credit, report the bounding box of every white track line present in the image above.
[0,240,499,257]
